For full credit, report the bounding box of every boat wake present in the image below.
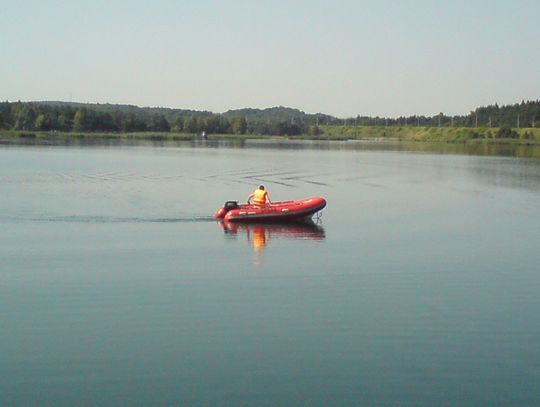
[0,214,216,224]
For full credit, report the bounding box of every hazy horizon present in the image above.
[2,0,539,118]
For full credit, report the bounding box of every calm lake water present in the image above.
[1,139,539,406]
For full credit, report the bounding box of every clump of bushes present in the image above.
[495,126,519,139]
[521,131,534,140]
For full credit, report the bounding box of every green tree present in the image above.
[13,104,37,130]
[150,114,170,132]
[231,117,247,134]
[56,114,71,131]
[171,116,184,132]
[94,112,117,131]
[124,113,147,132]
[184,116,199,133]
[35,113,52,131]
[73,110,86,132]
[203,115,219,134]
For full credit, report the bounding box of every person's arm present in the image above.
[266,193,271,204]
[247,193,254,204]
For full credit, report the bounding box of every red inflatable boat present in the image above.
[215,196,326,222]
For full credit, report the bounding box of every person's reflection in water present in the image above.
[247,225,267,266]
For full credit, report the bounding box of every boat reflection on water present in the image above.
[218,221,326,266]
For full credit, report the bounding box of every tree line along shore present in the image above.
[1,100,539,144]
[2,126,539,144]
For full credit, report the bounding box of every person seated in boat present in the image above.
[247,185,271,206]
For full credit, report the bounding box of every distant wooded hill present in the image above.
[0,100,538,136]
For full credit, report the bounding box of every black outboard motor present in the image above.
[224,201,239,211]
[215,201,239,218]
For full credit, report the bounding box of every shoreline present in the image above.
[1,126,539,146]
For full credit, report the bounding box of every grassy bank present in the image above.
[0,130,271,142]
[1,126,540,144]
[0,130,196,141]
[314,125,540,143]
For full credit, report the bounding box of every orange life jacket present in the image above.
[253,189,268,205]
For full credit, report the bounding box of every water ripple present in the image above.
[0,214,215,224]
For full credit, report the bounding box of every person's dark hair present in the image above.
[259,185,265,190]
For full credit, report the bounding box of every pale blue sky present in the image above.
[1,0,539,117]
